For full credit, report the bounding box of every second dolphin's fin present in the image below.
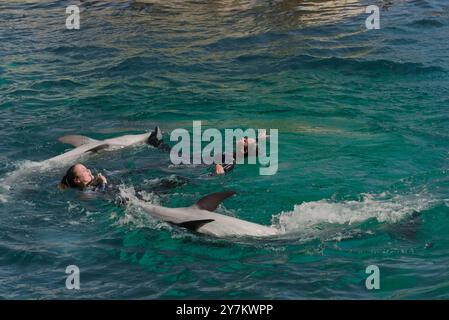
[176,219,215,231]
[58,135,98,147]
[84,144,110,153]
[193,191,236,212]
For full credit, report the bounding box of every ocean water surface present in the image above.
[1,0,449,299]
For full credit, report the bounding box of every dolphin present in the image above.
[1,130,159,188]
[49,131,153,164]
[134,190,280,238]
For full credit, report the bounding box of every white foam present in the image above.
[0,160,46,189]
[272,192,438,235]
[0,193,9,203]
[109,184,440,241]
[117,184,161,206]
[115,185,166,230]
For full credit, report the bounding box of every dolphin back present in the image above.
[137,191,280,238]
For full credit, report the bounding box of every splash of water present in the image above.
[0,160,48,190]
[272,191,438,235]
[114,184,167,230]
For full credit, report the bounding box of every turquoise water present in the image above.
[1,0,449,299]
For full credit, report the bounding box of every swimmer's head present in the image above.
[59,163,94,190]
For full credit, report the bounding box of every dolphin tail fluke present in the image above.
[193,191,236,212]
[176,219,215,231]
[58,135,97,147]
[148,126,163,147]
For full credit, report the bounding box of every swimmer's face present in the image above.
[72,164,94,187]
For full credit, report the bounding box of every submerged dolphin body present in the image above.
[1,132,152,188]
[135,191,280,238]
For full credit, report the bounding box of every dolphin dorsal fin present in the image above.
[84,143,110,153]
[193,191,236,212]
[58,135,97,147]
[176,219,214,231]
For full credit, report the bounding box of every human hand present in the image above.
[215,164,225,175]
[95,173,108,185]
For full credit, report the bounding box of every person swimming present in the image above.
[59,162,189,208]
[212,136,263,175]
[59,163,107,191]
[148,126,266,176]
[147,126,231,175]
[56,127,170,190]
[58,127,185,193]
[57,127,267,187]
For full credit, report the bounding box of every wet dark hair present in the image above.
[59,164,82,190]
